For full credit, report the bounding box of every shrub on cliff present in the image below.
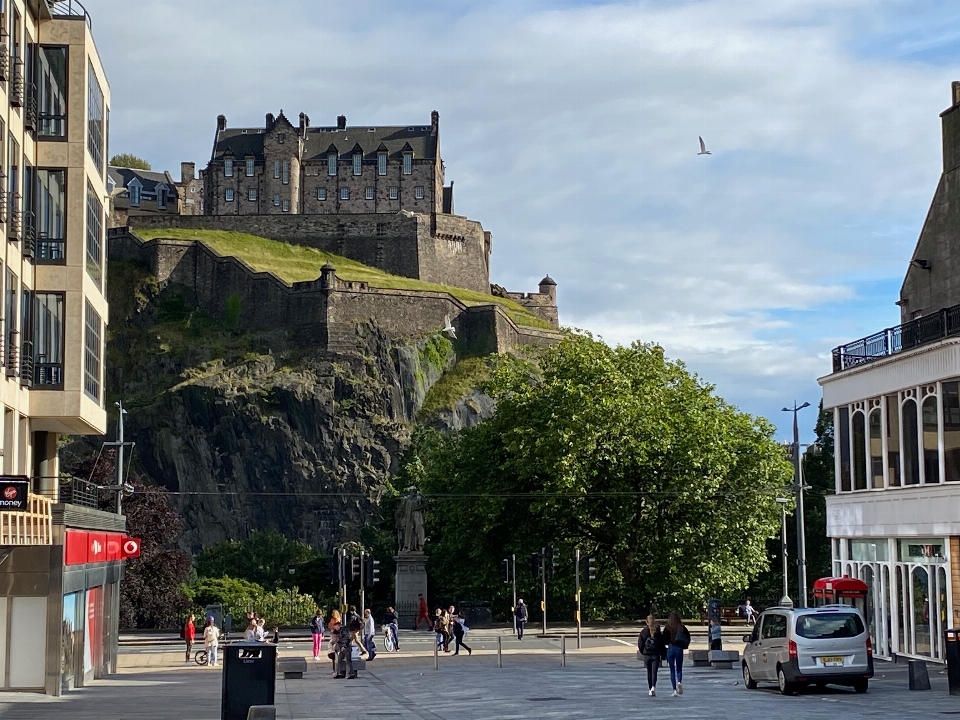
[418,332,794,619]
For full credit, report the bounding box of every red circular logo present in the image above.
[123,540,139,554]
[3,486,17,500]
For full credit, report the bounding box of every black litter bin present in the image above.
[946,628,960,695]
[221,642,277,720]
[707,599,721,626]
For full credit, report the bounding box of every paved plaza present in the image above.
[0,630,957,719]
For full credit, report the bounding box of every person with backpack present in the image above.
[514,599,529,640]
[663,612,690,697]
[638,614,665,696]
[310,609,325,660]
[182,613,196,664]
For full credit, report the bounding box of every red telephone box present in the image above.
[813,576,869,617]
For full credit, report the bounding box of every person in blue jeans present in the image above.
[514,599,528,640]
[663,612,690,697]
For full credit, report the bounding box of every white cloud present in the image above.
[83,0,950,437]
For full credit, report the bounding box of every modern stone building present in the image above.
[0,0,123,696]
[203,110,451,217]
[821,82,960,665]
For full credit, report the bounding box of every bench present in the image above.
[277,656,308,679]
[689,649,710,667]
[708,650,739,669]
[247,707,277,720]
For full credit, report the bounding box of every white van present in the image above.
[741,604,873,695]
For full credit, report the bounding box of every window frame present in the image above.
[282,160,290,185]
[32,291,64,388]
[402,152,413,175]
[317,188,326,201]
[415,186,424,200]
[340,187,350,201]
[327,152,337,176]
[282,199,289,213]
[353,153,362,176]
[83,299,102,402]
[365,186,375,200]
[388,186,398,200]
[378,152,387,175]
[85,181,102,287]
[247,188,257,201]
[245,158,255,177]
[225,188,234,202]
[273,193,280,207]
[273,160,281,179]
[224,158,233,177]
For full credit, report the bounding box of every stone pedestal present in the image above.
[395,551,428,629]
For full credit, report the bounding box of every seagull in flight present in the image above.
[698,136,711,155]
[442,315,457,340]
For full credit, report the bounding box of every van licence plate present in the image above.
[820,656,844,667]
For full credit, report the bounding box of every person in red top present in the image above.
[183,613,196,663]
[414,594,431,630]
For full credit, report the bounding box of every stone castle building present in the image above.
[203,110,452,217]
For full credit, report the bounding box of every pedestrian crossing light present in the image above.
[586,556,597,583]
[549,546,559,579]
[364,555,380,586]
[350,555,360,581]
[529,553,541,579]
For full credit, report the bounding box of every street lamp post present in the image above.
[775,497,790,604]
[781,401,811,608]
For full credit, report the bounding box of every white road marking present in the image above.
[605,637,634,647]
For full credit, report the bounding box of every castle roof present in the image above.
[539,275,556,286]
[108,166,175,196]
[211,121,438,162]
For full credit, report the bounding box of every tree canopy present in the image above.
[109,153,151,170]
[417,333,794,619]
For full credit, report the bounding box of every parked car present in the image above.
[741,604,873,695]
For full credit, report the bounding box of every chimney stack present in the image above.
[299,112,310,138]
[216,114,227,132]
[953,81,960,107]
[180,161,195,184]
[265,113,275,131]
[337,115,347,130]
[431,110,439,136]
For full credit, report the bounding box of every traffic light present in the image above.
[549,546,559,579]
[585,556,597,583]
[350,555,360,581]
[529,552,540,578]
[364,554,380,586]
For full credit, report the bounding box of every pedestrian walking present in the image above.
[182,613,196,664]
[514,599,528,640]
[328,610,342,673]
[363,609,377,661]
[310,609,325,659]
[414,593,431,630]
[451,615,472,655]
[203,616,220,667]
[244,619,257,642]
[383,606,400,650]
[335,618,366,679]
[434,609,451,652]
[709,619,722,651]
[255,618,266,642]
[270,626,280,644]
[345,605,360,629]
[638,614,665,697]
[663,612,690,697]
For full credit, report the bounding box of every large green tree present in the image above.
[418,334,794,619]
[109,153,151,170]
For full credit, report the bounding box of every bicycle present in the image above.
[382,624,398,652]
[194,632,229,666]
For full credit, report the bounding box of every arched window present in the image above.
[902,398,920,485]
[923,395,940,483]
[886,395,901,486]
[853,411,867,490]
[869,408,883,488]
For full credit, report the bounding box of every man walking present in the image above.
[384,606,400,650]
[514,599,528,640]
[414,593,431,630]
[363,609,377,661]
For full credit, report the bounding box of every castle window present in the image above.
[353,153,362,176]
[415,186,424,199]
[282,160,290,185]
[157,187,167,210]
[273,193,280,206]
[224,159,233,177]
[317,188,326,201]
[129,184,141,207]
[340,187,350,200]
[273,161,280,179]
[378,152,387,176]
[248,188,257,201]
[402,152,412,175]
[282,199,289,212]
[225,189,234,202]
[376,223,386,237]
[246,158,255,176]
[389,186,398,200]
[365,186,374,200]
[328,152,337,176]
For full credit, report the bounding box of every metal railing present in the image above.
[34,361,63,387]
[0,493,52,545]
[20,340,34,387]
[7,198,21,241]
[10,59,23,107]
[22,210,36,258]
[23,81,37,132]
[58,476,98,509]
[0,43,9,82]
[48,0,92,29]
[38,113,65,138]
[6,328,18,377]
[36,232,65,263]
[832,304,960,371]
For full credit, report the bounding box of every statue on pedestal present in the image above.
[396,486,426,553]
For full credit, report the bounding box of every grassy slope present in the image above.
[133,228,552,329]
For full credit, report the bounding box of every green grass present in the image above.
[418,357,494,420]
[134,228,553,329]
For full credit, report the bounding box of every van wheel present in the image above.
[742,662,757,690]
[853,679,868,693]
[777,666,795,696]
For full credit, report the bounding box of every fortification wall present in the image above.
[417,214,490,294]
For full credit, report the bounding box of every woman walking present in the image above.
[638,615,665,696]
[451,615,472,655]
[663,612,691,697]
[310,609,325,660]
[182,613,196,664]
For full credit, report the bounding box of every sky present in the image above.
[82,0,960,442]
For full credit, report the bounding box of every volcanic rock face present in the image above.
[87,262,478,553]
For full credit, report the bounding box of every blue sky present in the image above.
[83,0,957,443]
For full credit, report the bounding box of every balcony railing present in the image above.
[832,304,960,372]
[22,210,36,258]
[6,328,18,377]
[48,0,92,30]
[0,43,8,82]
[7,198,21,241]
[23,82,37,132]
[36,233,65,263]
[10,59,23,107]
[20,339,33,387]
[0,493,52,545]
[34,352,63,387]
[57,477,98,509]
[38,113,66,138]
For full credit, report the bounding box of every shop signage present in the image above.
[0,476,28,511]
[65,531,140,566]
[122,538,141,559]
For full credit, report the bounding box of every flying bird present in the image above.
[442,315,457,340]
[698,136,711,155]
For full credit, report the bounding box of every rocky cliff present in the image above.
[79,260,493,552]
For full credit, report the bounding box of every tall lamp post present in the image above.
[781,401,811,607]
[775,497,790,604]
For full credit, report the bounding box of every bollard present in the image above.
[497,635,502,668]
[434,635,439,671]
[561,634,566,667]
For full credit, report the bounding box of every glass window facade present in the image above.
[83,300,101,401]
[944,381,960,481]
[85,182,102,287]
[838,406,851,492]
[33,292,63,386]
[37,169,65,261]
[853,411,867,490]
[37,46,67,138]
[86,61,104,174]
[903,399,920,485]
[869,408,883,488]
[886,394,901,486]
[923,395,939,483]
